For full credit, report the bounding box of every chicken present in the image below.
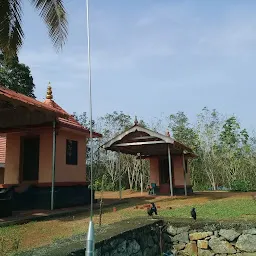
[147,202,158,217]
[191,207,196,220]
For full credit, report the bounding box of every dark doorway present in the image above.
[159,157,174,184]
[20,136,40,182]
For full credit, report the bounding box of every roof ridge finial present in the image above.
[46,82,53,100]
[134,115,138,125]
[166,129,170,137]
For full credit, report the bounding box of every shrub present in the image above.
[231,179,252,192]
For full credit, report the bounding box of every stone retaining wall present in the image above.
[165,223,256,256]
[15,220,256,256]
[92,220,168,256]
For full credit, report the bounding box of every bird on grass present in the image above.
[191,207,196,221]
[147,202,158,217]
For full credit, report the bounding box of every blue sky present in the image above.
[19,0,256,132]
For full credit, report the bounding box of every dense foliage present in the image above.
[0,53,35,97]
[75,108,256,192]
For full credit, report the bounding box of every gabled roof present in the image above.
[0,136,6,164]
[0,86,67,117]
[103,124,195,157]
[43,87,101,138]
[0,85,102,137]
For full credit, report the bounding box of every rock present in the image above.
[147,235,155,248]
[190,230,198,234]
[219,229,240,241]
[167,225,177,236]
[110,238,125,249]
[209,237,236,254]
[133,251,143,256]
[173,243,186,251]
[205,237,211,241]
[236,234,256,252]
[243,229,256,235]
[163,233,172,243]
[95,248,102,256]
[171,249,178,256]
[126,240,140,255]
[197,240,208,249]
[173,232,189,244]
[176,226,190,234]
[116,240,126,253]
[189,232,213,241]
[242,253,256,256]
[198,248,214,256]
[143,245,158,256]
[183,241,198,255]
[214,231,219,237]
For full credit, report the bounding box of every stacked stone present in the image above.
[166,225,256,256]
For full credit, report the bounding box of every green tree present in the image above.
[0,53,35,97]
[0,0,67,57]
[168,111,199,151]
[98,111,133,142]
[219,116,252,190]
[195,107,224,190]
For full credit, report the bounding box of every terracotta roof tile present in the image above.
[0,85,102,137]
[0,86,67,116]
[43,99,102,138]
[0,136,6,164]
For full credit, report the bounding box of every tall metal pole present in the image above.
[167,144,174,196]
[182,152,187,196]
[51,119,56,210]
[85,0,95,255]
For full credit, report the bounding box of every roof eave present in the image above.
[58,122,102,138]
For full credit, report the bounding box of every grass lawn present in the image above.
[0,191,255,255]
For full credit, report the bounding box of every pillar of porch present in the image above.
[182,152,187,196]
[167,144,174,196]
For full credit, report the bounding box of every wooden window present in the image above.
[66,140,78,165]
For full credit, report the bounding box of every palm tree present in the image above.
[0,0,68,57]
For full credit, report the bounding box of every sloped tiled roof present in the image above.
[43,98,102,137]
[0,86,67,116]
[0,136,6,164]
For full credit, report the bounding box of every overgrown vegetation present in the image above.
[74,108,256,192]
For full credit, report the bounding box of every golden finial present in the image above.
[46,82,53,100]
[134,116,138,125]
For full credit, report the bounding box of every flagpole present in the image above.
[85,0,95,255]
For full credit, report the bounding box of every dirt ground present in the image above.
[0,190,255,255]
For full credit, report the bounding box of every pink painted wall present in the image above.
[3,128,87,185]
[4,133,20,184]
[149,157,160,186]
[149,155,191,188]
[172,156,184,186]
[38,130,53,183]
[55,129,86,183]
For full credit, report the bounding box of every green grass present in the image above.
[1,193,256,255]
[160,198,256,221]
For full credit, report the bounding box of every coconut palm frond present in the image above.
[0,0,24,57]
[30,0,68,51]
